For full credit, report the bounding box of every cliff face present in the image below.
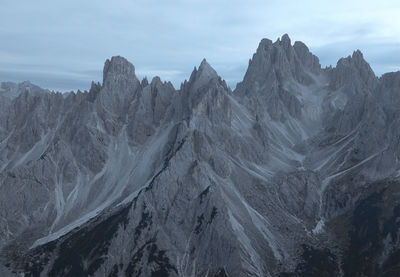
[1,35,400,277]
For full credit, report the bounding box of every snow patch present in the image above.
[312,218,325,234]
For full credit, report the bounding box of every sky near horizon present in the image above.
[1,0,400,91]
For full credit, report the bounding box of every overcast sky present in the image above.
[1,0,400,91]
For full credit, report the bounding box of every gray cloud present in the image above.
[1,0,399,91]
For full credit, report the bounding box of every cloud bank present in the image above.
[1,0,399,91]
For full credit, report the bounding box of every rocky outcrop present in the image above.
[1,35,400,276]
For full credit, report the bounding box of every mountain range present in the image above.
[1,34,400,276]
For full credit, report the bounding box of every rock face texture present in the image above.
[1,35,400,276]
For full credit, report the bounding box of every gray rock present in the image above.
[1,35,400,276]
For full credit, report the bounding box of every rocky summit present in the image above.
[1,35,400,277]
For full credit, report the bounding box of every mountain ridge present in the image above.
[3,35,393,96]
[1,34,400,276]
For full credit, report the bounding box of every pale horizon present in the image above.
[1,0,399,92]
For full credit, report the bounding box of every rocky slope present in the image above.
[0,35,400,276]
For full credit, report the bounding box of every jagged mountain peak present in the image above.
[195,59,218,80]
[104,56,135,74]
[187,58,220,90]
[198,58,217,77]
[258,38,273,48]
[236,34,321,99]
[150,76,175,91]
[176,59,231,125]
[336,49,369,68]
[102,55,137,88]
[97,56,141,117]
[352,49,364,60]
[277,33,292,49]
[293,41,321,73]
[331,49,377,90]
[380,70,400,83]
[281,33,291,42]
[141,76,149,87]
